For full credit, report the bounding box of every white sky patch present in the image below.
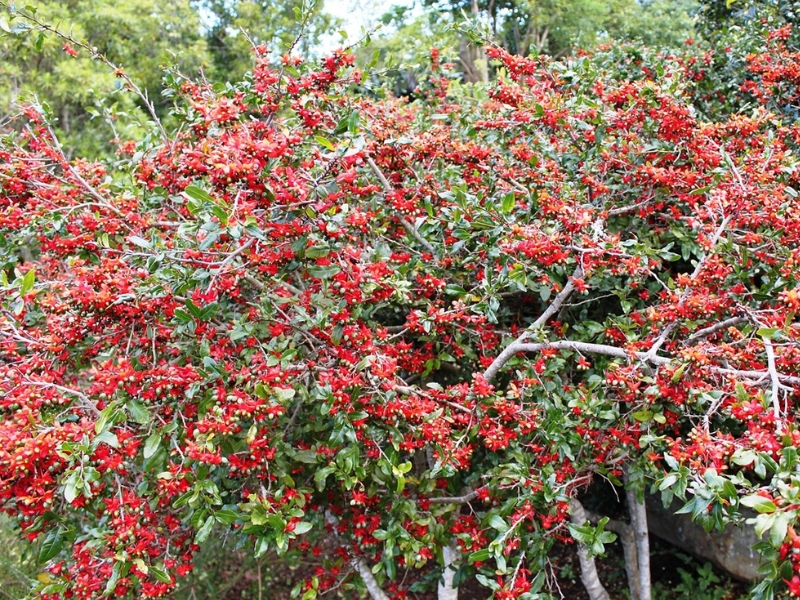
[318,0,416,52]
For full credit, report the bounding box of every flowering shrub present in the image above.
[2,24,800,600]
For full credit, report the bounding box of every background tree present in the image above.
[3,10,800,600]
[416,0,697,69]
[195,0,341,82]
[0,0,208,158]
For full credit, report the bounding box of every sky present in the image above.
[318,0,417,51]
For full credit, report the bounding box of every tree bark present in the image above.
[437,542,459,600]
[626,486,652,600]
[610,519,641,600]
[569,499,611,600]
[576,504,641,600]
[353,558,391,600]
[458,0,489,83]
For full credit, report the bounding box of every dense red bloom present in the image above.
[2,25,800,600]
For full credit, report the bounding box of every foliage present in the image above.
[195,0,341,82]
[4,9,800,600]
[419,0,697,57]
[684,0,800,121]
[670,561,732,600]
[0,0,208,159]
[0,514,38,599]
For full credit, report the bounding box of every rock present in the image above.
[646,497,763,582]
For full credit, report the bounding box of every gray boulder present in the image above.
[646,497,763,581]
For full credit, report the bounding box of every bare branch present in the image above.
[486,338,800,391]
[437,542,460,600]
[644,214,733,360]
[366,157,439,260]
[625,481,651,600]
[763,335,787,433]
[513,340,670,366]
[578,505,640,600]
[686,316,746,344]
[394,385,473,414]
[19,381,99,416]
[427,488,483,505]
[242,273,303,297]
[325,511,389,600]
[483,266,583,382]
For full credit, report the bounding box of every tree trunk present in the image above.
[569,499,611,600]
[626,486,652,600]
[459,0,489,83]
[437,542,459,600]
[610,519,641,600]
[325,511,389,600]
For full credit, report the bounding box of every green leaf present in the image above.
[302,589,318,600]
[195,516,214,544]
[740,495,777,514]
[104,563,123,596]
[267,514,286,531]
[689,185,712,196]
[94,430,119,449]
[143,433,161,459]
[307,265,340,279]
[315,136,335,151]
[735,382,749,403]
[488,515,508,532]
[468,548,490,563]
[671,363,686,383]
[314,465,336,491]
[348,111,360,135]
[294,450,318,464]
[127,401,150,424]
[294,521,313,535]
[128,235,152,249]
[757,328,781,340]
[254,536,270,558]
[214,509,240,525]
[731,449,756,466]
[632,410,653,422]
[501,192,516,214]
[304,245,330,259]
[133,558,149,575]
[150,565,172,584]
[20,268,35,295]
[250,508,268,526]
[771,512,790,547]
[38,528,64,563]
[63,472,79,503]
[95,405,116,434]
[274,387,296,402]
[445,284,467,296]
[183,185,214,204]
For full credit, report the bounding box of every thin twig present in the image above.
[686,316,746,344]
[366,157,439,260]
[483,265,583,382]
[762,335,787,433]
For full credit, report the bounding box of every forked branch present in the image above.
[366,157,439,260]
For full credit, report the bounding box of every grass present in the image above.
[0,514,38,600]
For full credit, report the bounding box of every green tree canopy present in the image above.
[195,0,341,82]
[0,0,208,157]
